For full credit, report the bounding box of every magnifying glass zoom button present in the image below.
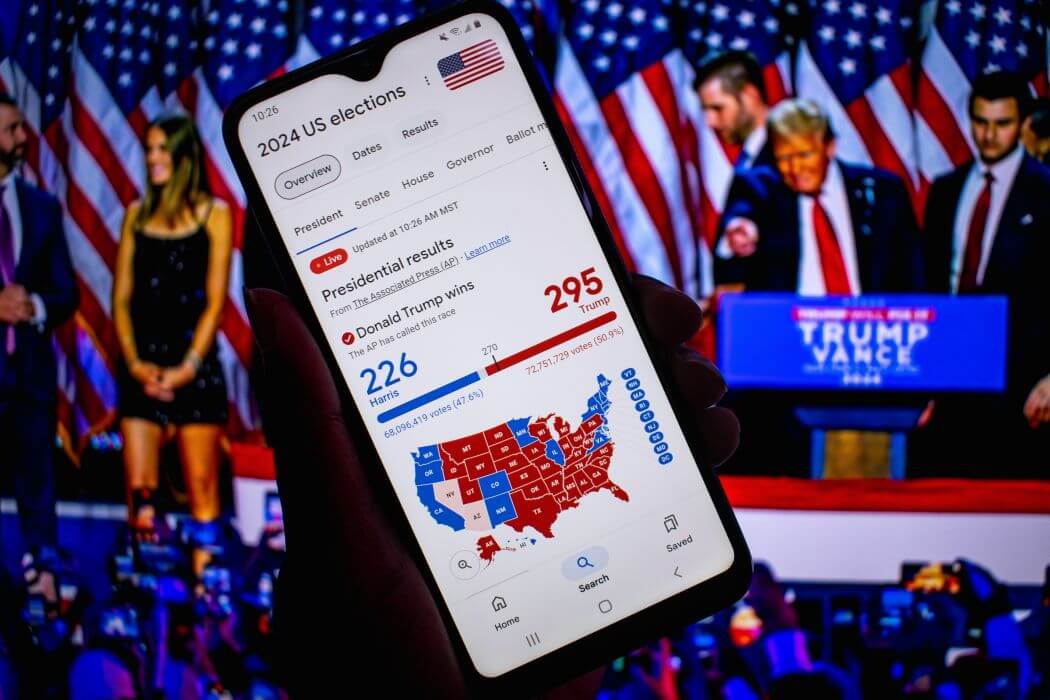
[562,546,609,581]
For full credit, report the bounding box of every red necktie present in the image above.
[959,171,994,293]
[0,184,15,354]
[811,197,853,295]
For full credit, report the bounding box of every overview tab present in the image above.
[276,154,341,200]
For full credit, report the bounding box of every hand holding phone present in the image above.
[227,3,748,692]
[245,275,737,696]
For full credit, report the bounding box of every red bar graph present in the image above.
[484,312,618,376]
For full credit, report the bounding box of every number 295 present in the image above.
[545,267,603,313]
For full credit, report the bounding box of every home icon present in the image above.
[491,596,508,612]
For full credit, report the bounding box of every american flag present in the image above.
[554,0,703,297]
[678,0,794,295]
[916,0,1048,182]
[8,0,1045,454]
[795,0,920,202]
[0,0,301,453]
[438,39,505,89]
[288,0,418,69]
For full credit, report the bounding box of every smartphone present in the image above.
[223,1,750,690]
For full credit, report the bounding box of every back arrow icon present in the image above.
[673,566,683,578]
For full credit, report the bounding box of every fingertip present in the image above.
[631,274,703,346]
[672,348,727,410]
[696,406,740,468]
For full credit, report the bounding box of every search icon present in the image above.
[449,550,480,580]
[562,546,609,581]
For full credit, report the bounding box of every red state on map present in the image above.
[496,453,529,474]
[542,473,564,493]
[459,477,483,504]
[575,471,596,494]
[465,453,496,480]
[505,490,561,538]
[553,490,580,510]
[476,535,503,564]
[490,438,520,461]
[442,434,487,461]
[536,459,561,477]
[519,479,549,500]
[439,453,467,480]
[563,477,582,500]
[586,464,609,487]
[522,442,547,461]
[528,418,553,442]
[552,417,571,437]
[507,465,541,489]
[582,414,604,434]
[563,445,588,466]
[483,424,514,446]
[421,376,626,554]
[586,451,612,471]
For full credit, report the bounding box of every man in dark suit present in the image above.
[920,72,1050,476]
[713,99,923,475]
[695,51,774,172]
[715,98,923,293]
[0,94,78,573]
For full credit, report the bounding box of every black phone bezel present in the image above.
[222,1,752,694]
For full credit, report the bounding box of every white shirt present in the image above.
[737,124,767,170]
[717,162,862,294]
[1,171,48,325]
[797,161,862,296]
[950,144,1024,292]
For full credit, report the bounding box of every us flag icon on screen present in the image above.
[437,40,504,90]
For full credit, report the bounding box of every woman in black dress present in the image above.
[113,114,232,574]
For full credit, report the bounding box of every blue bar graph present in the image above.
[377,371,481,423]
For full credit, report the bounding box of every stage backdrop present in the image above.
[0,0,1045,454]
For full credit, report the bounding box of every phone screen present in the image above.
[235,10,736,677]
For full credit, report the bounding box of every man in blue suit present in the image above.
[0,94,78,570]
[918,72,1050,475]
[715,98,923,293]
[695,51,775,172]
[713,99,923,475]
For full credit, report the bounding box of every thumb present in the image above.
[245,287,405,588]
[245,287,467,696]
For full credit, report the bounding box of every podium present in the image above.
[717,293,1008,478]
